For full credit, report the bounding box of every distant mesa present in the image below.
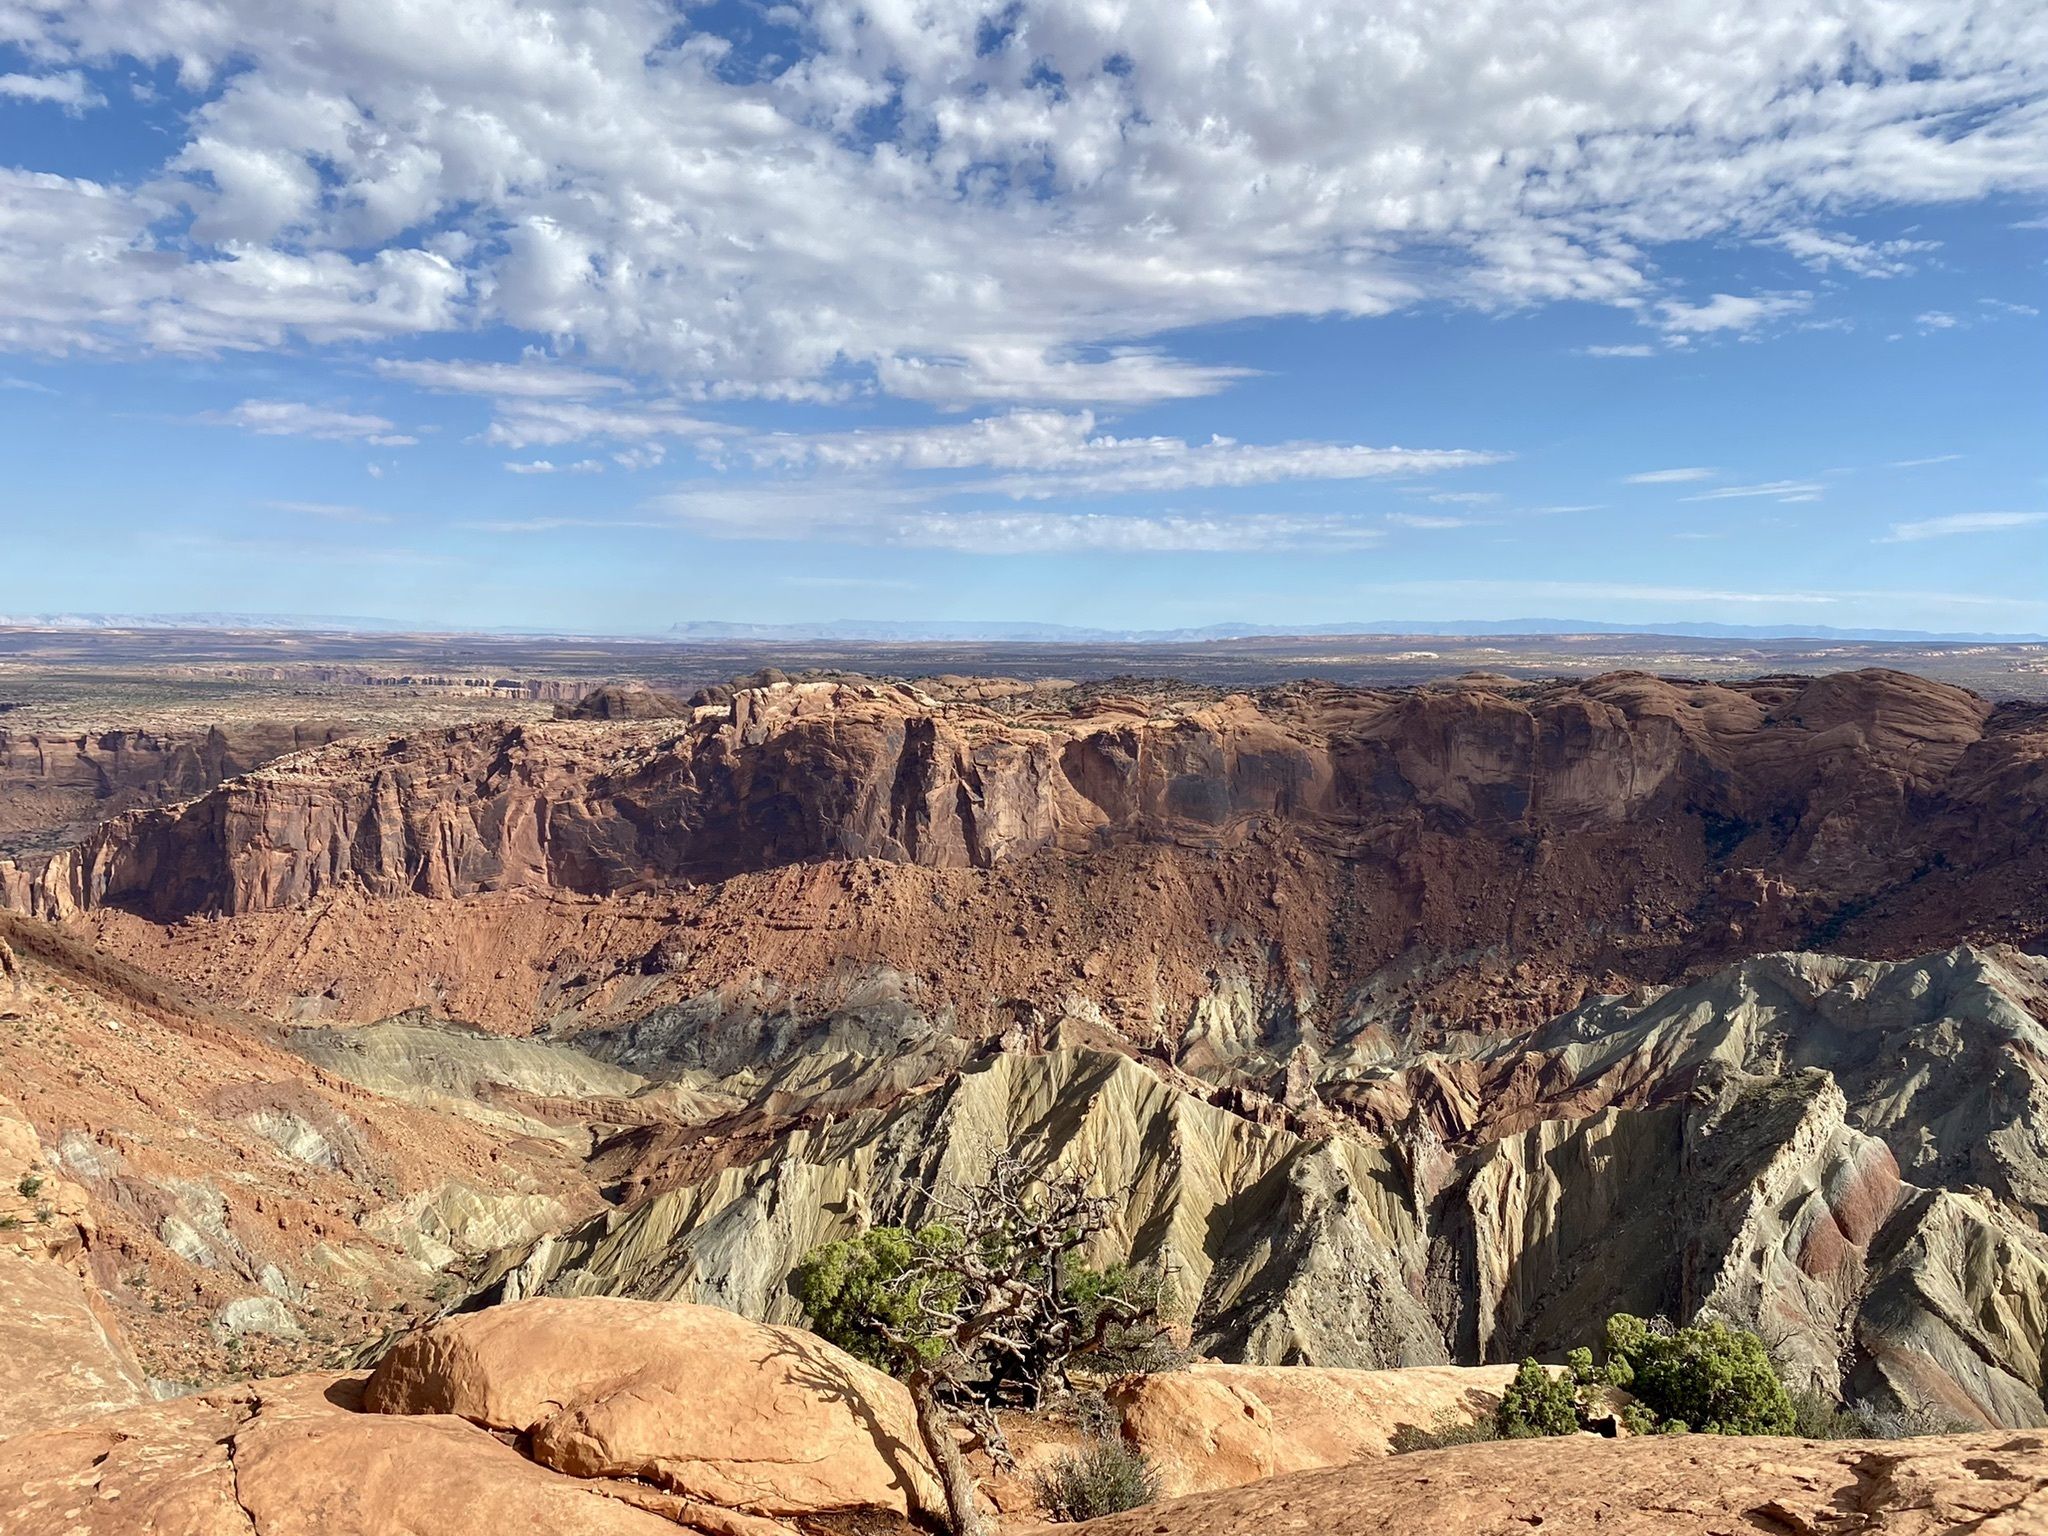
[555,683,691,721]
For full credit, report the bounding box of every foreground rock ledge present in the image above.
[0,1298,941,1536]
[1073,1429,2048,1535]
[363,1296,943,1522]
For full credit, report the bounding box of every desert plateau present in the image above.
[6,1,2047,1528]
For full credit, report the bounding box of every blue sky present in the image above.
[1,2,2043,636]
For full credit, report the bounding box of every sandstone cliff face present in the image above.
[23,669,2048,1063]
[15,670,2042,946]
[0,722,345,864]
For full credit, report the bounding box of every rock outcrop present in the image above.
[1112,1362,1520,1496]
[364,1297,941,1523]
[0,1092,149,1438]
[0,1299,941,1535]
[456,948,2048,1427]
[0,722,345,864]
[1072,1430,2048,1536]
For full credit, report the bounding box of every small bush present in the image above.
[1790,1389,1974,1440]
[17,1172,43,1198]
[1391,1409,1500,1453]
[1603,1314,1794,1436]
[1033,1438,1160,1522]
[1496,1358,1579,1439]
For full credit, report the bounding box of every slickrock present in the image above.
[362,1296,943,1523]
[1111,1362,1520,1496]
[0,1091,148,1438]
[1067,1430,2048,1535]
[0,1374,732,1536]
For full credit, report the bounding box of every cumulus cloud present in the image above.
[479,400,718,449]
[0,0,2041,402]
[197,400,416,444]
[503,458,605,475]
[1772,229,1938,278]
[1656,292,1812,337]
[1884,512,2048,542]
[0,70,102,109]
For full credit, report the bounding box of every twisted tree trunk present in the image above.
[908,1371,986,1536]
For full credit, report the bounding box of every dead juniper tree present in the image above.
[789,1153,1167,1536]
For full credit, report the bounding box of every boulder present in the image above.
[363,1297,941,1522]
[1112,1363,1520,1496]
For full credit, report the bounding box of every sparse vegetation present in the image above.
[790,1154,1169,1536]
[1032,1438,1160,1522]
[1601,1313,1795,1436]
[17,1170,43,1197]
[1389,1409,1500,1452]
[1495,1357,1581,1439]
[1789,1388,1974,1440]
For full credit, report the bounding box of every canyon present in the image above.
[3,663,2047,1530]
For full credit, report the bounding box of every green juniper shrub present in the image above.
[1032,1438,1160,1522]
[1602,1314,1795,1436]
[1495,1357,1580,1438]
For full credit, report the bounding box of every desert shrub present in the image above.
[1495,1358,1579,1438]
[1032,1438,1159,1522]
[1602,1314,1794,1436]
[788,1223,961,1373]
[1390,1408,1501,1452]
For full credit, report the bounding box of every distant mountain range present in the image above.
[666,618,2048,645]
[4,612,2044,645]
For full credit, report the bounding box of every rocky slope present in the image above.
[4,1293,2041,1535]
[0,915,609,1388]
[449,947,2048,1428]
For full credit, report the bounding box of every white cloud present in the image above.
[1884,512,2048,543]
[480,400,717,449]
[1890,453,1964,468]
[373,356,628,399]
[1916,310,1961,330]
[1680,480,1826,503]
[875,348,1255,406]
[0,70,102,109]
[197,399,416,443]
[741,410,1502,497]
[504,458,605,475]
[1656,292,1811,337]
[1772,229,1938,278]
[650,483,1391,552]
[1581,344,1657,358]
[1386,512,1475,529]
[0,1,2041,400]
[1624,467,1717,484]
